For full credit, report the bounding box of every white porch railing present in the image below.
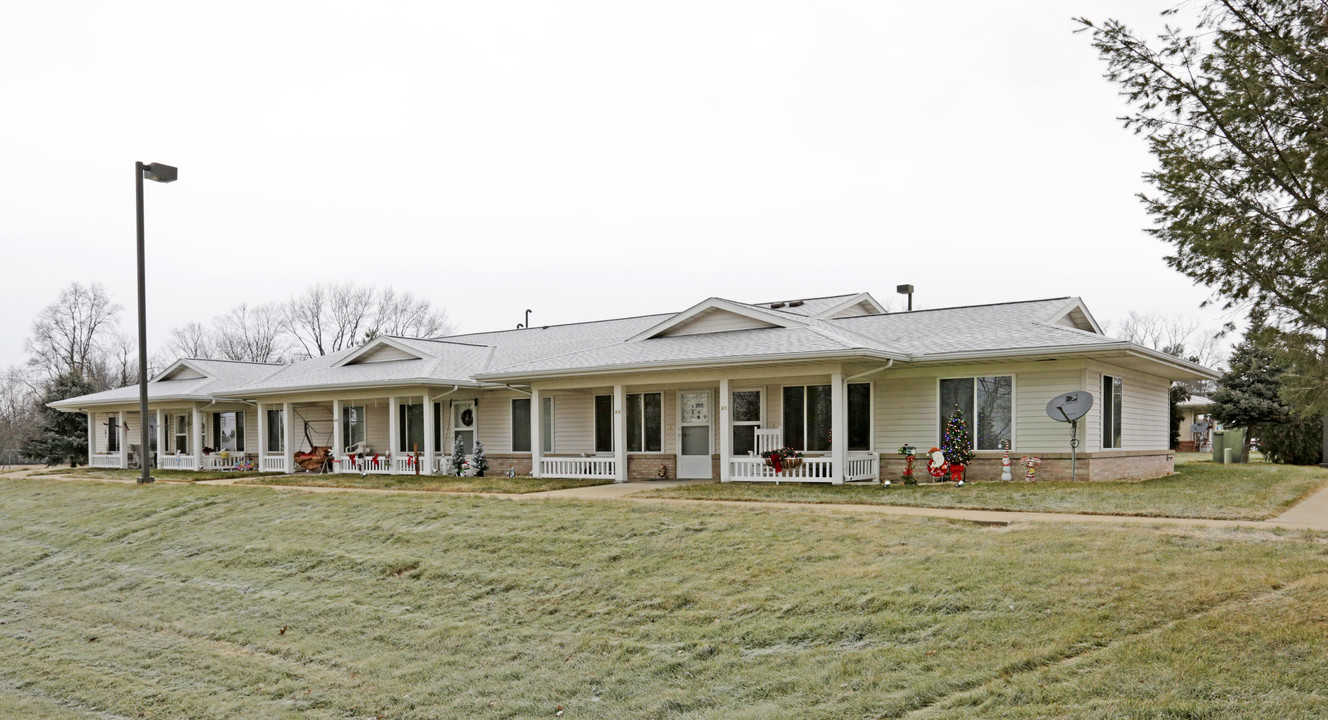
[203,453,254,471]
[90,454,122,469]
[541,457,616,479]
[260,456,288,473]
[393,455,424,474]
[159,455,198,471]
[336,454,392,475]
[846,453,879,482]
[432,455,455,475]
[729,452,879,483]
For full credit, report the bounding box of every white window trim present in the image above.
[1102,374,1123,450]
[730,386,765,457]
[780,384,832,455]
[626,391,665,454]
[343,405,367,448]
[451,400,477,453]
[215,411,246,453]
[541,395,555,454]
[935,374,1017,451]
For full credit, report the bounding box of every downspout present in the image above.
[847,360,893,382]
[431,385,461,403]
[504,384,532,396]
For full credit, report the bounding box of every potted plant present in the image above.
[761,446,803,473]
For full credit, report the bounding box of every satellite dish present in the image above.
[1046,391,1093,423]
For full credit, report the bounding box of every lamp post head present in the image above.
[142,162,178,183]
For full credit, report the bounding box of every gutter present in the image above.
[474,349,906,382]
[909,342,1219,379]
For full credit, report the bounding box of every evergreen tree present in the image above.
[471,439,488,477]
[22,373,95,467]
[941,407,974,468]
[1210,336,1290,462]
[1258,415,1323,465]
[450,434,466,476]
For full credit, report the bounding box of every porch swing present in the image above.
[292,410,334,473]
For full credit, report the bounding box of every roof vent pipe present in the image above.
[896,284,915,311]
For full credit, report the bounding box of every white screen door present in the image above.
[678,390,712,479]
[452,400,476,455]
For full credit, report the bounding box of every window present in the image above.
[1103,375,1123,449]
[595,393,662,452]
[433,402,442,453]
[938,376,1013,450]
[212,411,245,452]
[266,409,284,453]
[173,415,188,453]
[512,397,555,453]
[343,405,366,449]
[781,384,870,452]
[398,402,424,453]
[107,416,120,453]
[731,389,762,456]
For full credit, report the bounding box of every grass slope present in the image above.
[0,480,1325,718]
[33,467,261,482]
[238,473,612,494]
[639,459,1328,521]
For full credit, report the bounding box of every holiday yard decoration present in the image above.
[1001,440,1012,481]
[941,407,975,482]
[1021,456,1042,481]
[898,443,917,484]
[450,434,467,476]
[471,439,489,477]
[761,446,803,474]
[656,464,669,479]
[926,447,948,479]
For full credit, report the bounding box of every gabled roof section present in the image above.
[333,336,433,367]
[811,292,887,319]
[152,358,209,382]
[627,298,805,341]
[1043,297,1103,334]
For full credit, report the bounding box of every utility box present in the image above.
[1212,428,1247,463]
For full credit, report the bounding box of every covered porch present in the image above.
[526,363,883,484]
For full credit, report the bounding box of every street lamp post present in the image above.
[135,161,177,484]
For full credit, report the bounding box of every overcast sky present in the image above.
[0,1,1232,370]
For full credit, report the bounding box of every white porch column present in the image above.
[282,402,295,473]
[422,394,434,475]
[719,378,732,482]
[830,368,846,485]
[155,408,164,468]
[191,406,202,471]
[612,384,627,483]
[388,396,400,474]
[531,388,543,478]
[118,410,128,469]
[257,403,268,467]
[86,412,95,465]
[331,399,344,465]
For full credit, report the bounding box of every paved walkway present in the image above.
[8,468,1328,532]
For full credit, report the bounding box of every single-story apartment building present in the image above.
[51,292,1218,482]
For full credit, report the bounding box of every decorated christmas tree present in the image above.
[451,434,467,475]
[941,407,975,468]
[471,439,489,477]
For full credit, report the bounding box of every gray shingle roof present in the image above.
[49,359,283,408]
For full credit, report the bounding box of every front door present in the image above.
[452,400,476,455]
[678,390,712,479]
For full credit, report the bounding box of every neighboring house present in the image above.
[51,293,1218,482]
[1176,394,1214,452]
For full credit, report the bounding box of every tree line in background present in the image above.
[3,281,452,466]
[1082,0,1327,464]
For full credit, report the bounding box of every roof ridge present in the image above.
[829,296,1073,319]
[749,292,861,306]
[436,311,676,340]
[185,357,286,366]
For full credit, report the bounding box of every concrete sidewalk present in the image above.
[10,469,1328,532]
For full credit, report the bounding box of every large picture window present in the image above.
[212,411,245,452]
[173,414,188,453]
[782,384,871,452]
[512,397,554,453]
[595,393,661,452]
[938,376,1013,450]
[342,405,366,449]
[1103,375,1123,449]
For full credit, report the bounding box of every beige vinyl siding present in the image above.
[478,390,522,453]
[875,375,936,451]
[364,401,392,455]
[659,310,776,337]
[1014,368,1083,452]
[553,392,596,454]
[1086,362,1172,451]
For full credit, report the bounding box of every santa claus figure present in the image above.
[927,447,948,479]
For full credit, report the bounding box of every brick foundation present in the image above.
[879,451,1174,483]
[628,454,677,480]
[483,453,532,476]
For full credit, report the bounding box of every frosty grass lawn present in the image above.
[638,456,1328,521]
[238,473,611,494]
[0,478,1326,718]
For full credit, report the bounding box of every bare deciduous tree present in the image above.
[166,322,215,359]
[284,283,453,359]
[213,303,288,364]
[24,283,122,382]
[366,287,452,341]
